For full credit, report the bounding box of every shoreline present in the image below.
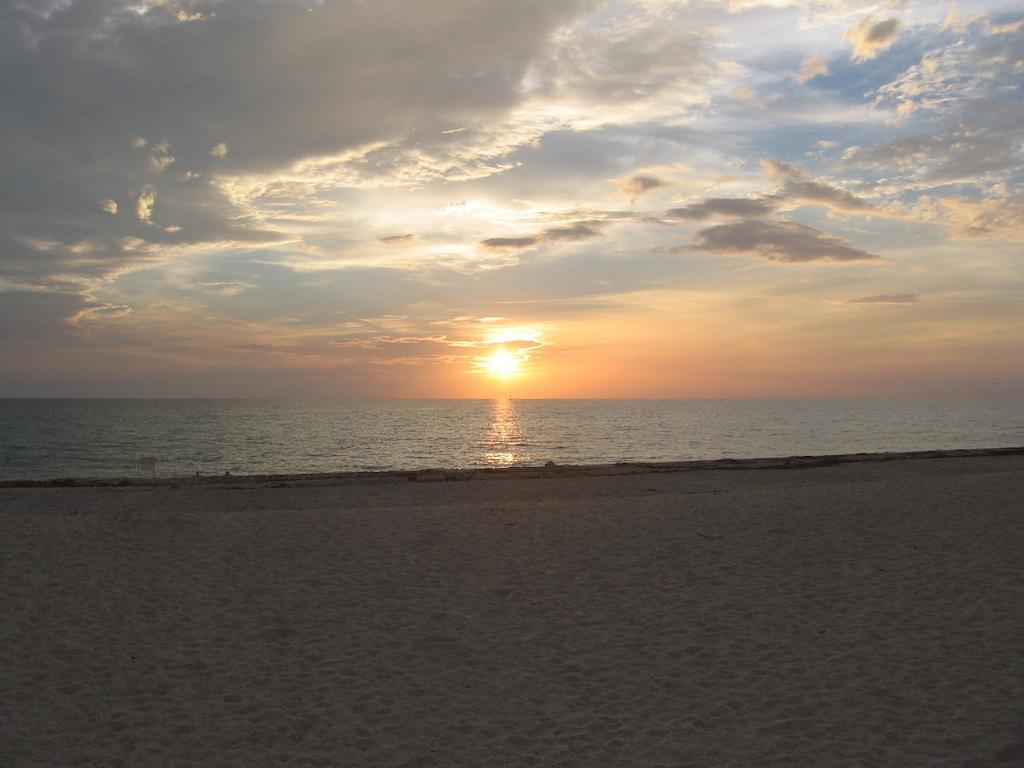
[3,444,1023,489]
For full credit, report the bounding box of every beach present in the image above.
[3,450,1022,767]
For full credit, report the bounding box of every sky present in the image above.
[1,0,1022,398]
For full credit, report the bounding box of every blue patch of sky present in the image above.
[792,207,946,252]
[728,124,859,169]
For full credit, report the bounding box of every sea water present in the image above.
[1,398,1021,481]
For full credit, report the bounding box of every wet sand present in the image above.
[3,450,1023,767]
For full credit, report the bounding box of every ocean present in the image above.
[1,398,1022,481]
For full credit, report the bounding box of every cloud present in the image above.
[730,84,757,102]
[480,236,541,250]
[843,99,1024,184]
[541,222,603,241]
[987,18,1024,36]
[694,219,881,263]
[479,220,605,250]
[136,186,156,223]
[101,199,118,215]
[378,233,417,245]
[846,293,918,304]
[903,191,1024,241]
[146,143,176,174]
[843,16,901,62]
[871,16,1024,140]
[450,337,541,352]
[329,334,451,350]
[620,174,669,202]
[307,331,546,371]
[763,160,874,212]
[665,197,779,221]
[796,53,830,84]
[849,23,1024,190]
[524,6,715,112]
[0,0,590,290]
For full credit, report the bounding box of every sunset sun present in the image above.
[482,349,522,378]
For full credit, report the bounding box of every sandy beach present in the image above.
[2,450,1022,767]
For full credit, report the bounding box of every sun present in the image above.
[482,349,522,378]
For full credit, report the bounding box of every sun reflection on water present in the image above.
[481,398,532,467]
